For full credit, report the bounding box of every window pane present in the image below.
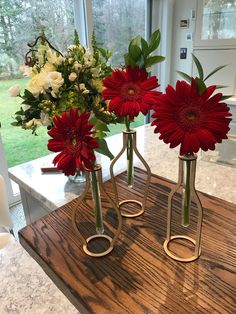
[92,0,146,66]
[202,0,236,40]
[92,0,147,132]
[0,0,74,167]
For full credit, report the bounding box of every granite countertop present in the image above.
[9,124,236,207]
[3,124,236,313]
[0,238,78,314]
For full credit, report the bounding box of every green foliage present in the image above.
[177,54,232,99]
[124,29,165,70]
[95,138,114,160]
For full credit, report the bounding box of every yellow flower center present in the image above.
[128,88,135,95]
[187,112,197,120]
[71,137,77,146]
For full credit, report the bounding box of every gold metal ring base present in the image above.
[163,235,201,262]
[83,234,113,257]
[119,200,144,218]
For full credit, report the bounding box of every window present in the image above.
[92,0,147,130]
[195,0,236,48]
[0,0,75,203]
[92,0,146,66]
[0,0,75,168]
[0,0,149,203]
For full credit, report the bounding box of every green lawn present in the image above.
[0,78,144,168]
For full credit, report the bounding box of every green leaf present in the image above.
[147,30,161,54]
[129,35,141,49]
[221,95,233,101]
[176,71,192,82]
[136,54,145,68]
[128,44,142,61]
[98,47,107,59]
[141,37,149,55]
[95,138,114,160]
[24,89,35,101]
[124,53,136,67]
[11,122,20,126]
[90,117,109,133]
[195,77,206,95]
[14,110,24,115]
[15,115,22,122]
[192,54,204,80]
[215,85,228,89]
[145,55,165,68]
[204,65,228,81]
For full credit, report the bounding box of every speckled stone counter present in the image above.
[9,124,236,211]
[0,239,78,314]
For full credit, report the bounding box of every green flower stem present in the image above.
[91,170,104,234]
[125,116,134,187]
[182,159,191,227]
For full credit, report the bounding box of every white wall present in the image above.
[170,0,197,85]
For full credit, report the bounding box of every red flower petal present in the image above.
[152,79,232,154]
[102,66,161,118]
[48,109,98,175]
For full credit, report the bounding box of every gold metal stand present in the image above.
[163,154,203,262]
[110,130,151,218]
[72,164,122,257]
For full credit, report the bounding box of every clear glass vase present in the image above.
[68,170,86,183]
[71,164,122,257]
[163,153,203,262]
[90,168,104,235]
[110,129,151,218]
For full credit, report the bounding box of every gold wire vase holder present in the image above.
[72,164,122,257]
[163,154,203,262]
[110,129,151,218]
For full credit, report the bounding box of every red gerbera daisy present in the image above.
[47,109,99,176]
[102,66,161,119]
[151,79,232,155]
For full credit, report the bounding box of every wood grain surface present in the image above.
[19,168,236,314]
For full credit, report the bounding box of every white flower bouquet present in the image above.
[10,32,116,134]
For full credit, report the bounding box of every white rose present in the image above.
[47,71,64,93]
[79,83,85,90]
[68,58,73,64]
[68,72,77,81]
[27,70,49,97]
[8,85,20,97]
